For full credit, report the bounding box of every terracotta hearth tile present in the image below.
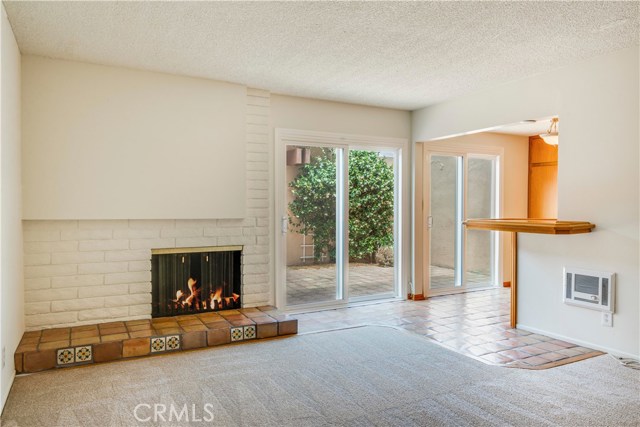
[123,338,151,358]
[101,333,130,343]
[175,315,196,321]
[23,350,56,373]
[181,324,208,332]
[71,325,98,333]
[127,323,154,332]
[40,329,70,342]
[239,307,260,314]
[243,311,271,319]
[71,330,99,339]
[14,353,23,373]
[252,316,277,325]
[151,319,178,328]
[93,341,122,363]
[256,322,278,339]
[154,327,183,335]
[196,312,222,320]
[182,331,206,350]
[177,318,204,327]
[277,319,298,336]
[152,316,176,323]
[99,321,126,329]
[126,319,151,327]
[257,305,277,312]
[23,330,42,339]
[228,318,255,327]
[71,337,101,346]
[204,320,231,330]
[99,326,127,336]
[218,310,240,317]
[19,336,40,346]
[16,343,38,353]
[207,328,230,346]
[129,329,154,338]
[38,340,70,350]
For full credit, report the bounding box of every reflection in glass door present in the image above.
[426,150,499,294]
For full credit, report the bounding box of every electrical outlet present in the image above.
[601,312,613,327]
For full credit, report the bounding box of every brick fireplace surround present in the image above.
[22,89,272,331]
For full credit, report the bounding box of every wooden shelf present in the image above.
[463,218,596,235]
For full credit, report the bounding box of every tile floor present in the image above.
[291,287,603,369]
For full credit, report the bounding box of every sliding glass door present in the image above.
[425,147,500,295]
[276,132,403,310]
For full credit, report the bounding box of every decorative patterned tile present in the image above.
[56,348,75,366]
[150,337,166,353]
[74,345,93,363]
[166,335,180,351]
[243,325,256,340]
[231,327,244,342]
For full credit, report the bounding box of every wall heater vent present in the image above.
[563,267,615,313]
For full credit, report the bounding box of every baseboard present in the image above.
[503,281,511,288]
[407,293,425,301]
[516,323,639,360]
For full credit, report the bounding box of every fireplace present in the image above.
[151,246,242,318]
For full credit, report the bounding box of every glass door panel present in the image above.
[465,156,497,288]
[285,146,344,306]
[348,149,397,300]
[429,154,463,291]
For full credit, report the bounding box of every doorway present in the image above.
[423,143,502,295]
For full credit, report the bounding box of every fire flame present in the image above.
[171,279,239,312]
[210,288,223,308]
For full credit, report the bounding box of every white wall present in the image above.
[23,88,272,329]
[413,47,639,357]
[271,94,411,138]
[22,56,247,220]
[1,4,23,408]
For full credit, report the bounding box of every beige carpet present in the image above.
[2,326,638,426]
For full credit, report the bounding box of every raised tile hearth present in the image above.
[15,306,297,374]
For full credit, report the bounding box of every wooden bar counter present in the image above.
[463,219,596,328]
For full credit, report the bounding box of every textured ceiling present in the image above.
[4,1,639,110]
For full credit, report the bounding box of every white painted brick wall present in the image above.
[22,88,273,330]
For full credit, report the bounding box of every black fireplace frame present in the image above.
[151,246,242,318]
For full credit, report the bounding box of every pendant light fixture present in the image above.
[540,117,559,146]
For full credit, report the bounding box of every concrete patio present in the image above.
[286,263,492,306]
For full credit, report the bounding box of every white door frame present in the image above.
[275,128,409,311]
[422,141,504,297]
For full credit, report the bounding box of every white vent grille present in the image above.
[563,267,615,313]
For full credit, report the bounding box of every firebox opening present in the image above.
[151,247,242,318]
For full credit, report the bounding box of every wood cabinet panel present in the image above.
[528,165,558,218]
[529,136,558,163]
[528,136,558,218]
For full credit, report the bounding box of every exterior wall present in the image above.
[23,88,271,329]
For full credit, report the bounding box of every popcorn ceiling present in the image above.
[4,1,638,110]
